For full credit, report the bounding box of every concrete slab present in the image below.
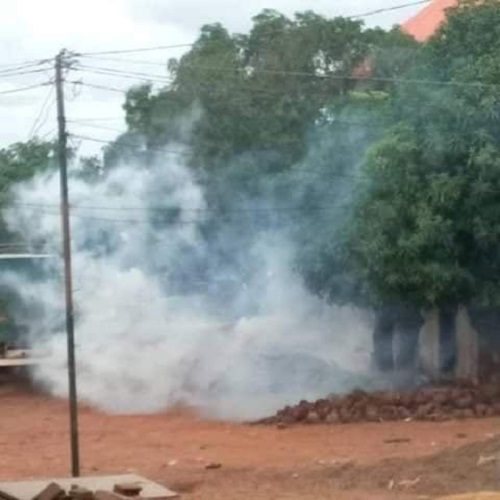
[0,358,42,368]
[0,350,46,368]
[0,475,179,500]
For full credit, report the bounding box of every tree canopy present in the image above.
[349,0,500,309]
[5,2,500,316]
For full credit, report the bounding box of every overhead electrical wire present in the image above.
[70,133,191,157]
[78,43,195,57]
[71,79,328,99]
[66,116,125,122]
[0,81,52,96]
[77,0,431,57]
[9,203,353,226]
[74,64,174,84]
[9,199,352,214]
[28,85,56,139]
[69,134,371,184]
[0,60,52,78]
[0,58,51,70]
[68,81,130,94]
[67,121,125,134]
[74,59,500,91]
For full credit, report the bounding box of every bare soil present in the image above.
[1,384,500,499]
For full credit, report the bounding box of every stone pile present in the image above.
[257,380,500,426]
[0,482,144,500]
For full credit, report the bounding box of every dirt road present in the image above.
[0,386,499,499]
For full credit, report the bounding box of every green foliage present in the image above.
[0,138,56,240]
[349,0,500,309]
[0,139,56,194]
[94,9,421,307]
[76,155,103,183]
[113,10,410,172]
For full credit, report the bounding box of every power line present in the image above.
[78,43,194,57]
[0,81,52,96]
[68,81,129,94]
[71,134,192,157]
[11,205,353,226]
[64,133,374,185]
[28,86,56,139]
[67,121,125,134]
[75,59,500,91]
[8,200,352,214]
[0,58,51,70]
[39,128,57,141]
[74,77,317,100]
[350,0,430,19]
[0,68,53,79]
[66,116,125,122]
[0,60,52,77]
[75,65,173,84]
[76,0,431,57]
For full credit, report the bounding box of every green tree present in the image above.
[113,10,409,171]
[349,0,500,378]
[0,139,56,193]
[0,138,57,348]
[0,138,57,238]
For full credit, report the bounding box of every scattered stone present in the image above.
[325,410,340,424]
[398,477,421,488]
[0,489,22,500]
[205,462,222,470]
[256,379,500,426]
[94,491,123,500]
[477,455,498,467]
[68,486,94,500]
[32,483,66,500]
[384,438,411,444]
[113,484,142,497]
[306,411,321,425]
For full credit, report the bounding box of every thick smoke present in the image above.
[2,143,377,420]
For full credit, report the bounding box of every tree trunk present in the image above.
[419,309,441,380]
[372,309,395,372]
[454,305,479,382]
[439,305,457,376]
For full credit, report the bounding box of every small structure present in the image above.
[0,475,178,500]
[0,253,55,359]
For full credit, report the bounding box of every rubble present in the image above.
[68,487,94,500]
[0,490,23,500]
[27,482,145,500]
[204,462,222,470]
[94,491,123,500]
[256,379,500,426]
[112,485,142,497]
[32,483,65,500]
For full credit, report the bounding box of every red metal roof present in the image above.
[402,0,458,41]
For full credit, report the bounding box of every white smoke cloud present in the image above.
[2,153,375,420]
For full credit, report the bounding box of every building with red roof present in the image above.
[401,0,458,41]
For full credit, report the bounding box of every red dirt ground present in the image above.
[1,385,500,499]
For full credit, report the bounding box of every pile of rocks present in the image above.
[257,381,500,426]
[1,482,144,500]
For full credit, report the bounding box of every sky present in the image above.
[0,0,424,155]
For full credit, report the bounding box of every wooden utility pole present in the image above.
[55,49,80,477]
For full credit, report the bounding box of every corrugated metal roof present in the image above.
[402,0,458,41]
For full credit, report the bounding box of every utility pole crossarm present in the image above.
[55,49,80,478]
